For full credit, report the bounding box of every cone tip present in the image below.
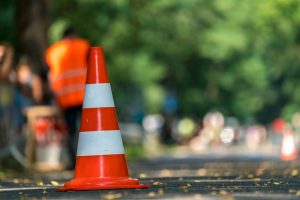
[90,46,103,52]
[86,46,109,84]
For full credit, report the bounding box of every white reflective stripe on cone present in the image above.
[83,83,115,108]
[77,130,125,156]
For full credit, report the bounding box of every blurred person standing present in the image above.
[14,57,44,128]
[45,28,89,168]
[13,57,44,165]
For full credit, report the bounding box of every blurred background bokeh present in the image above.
[1,0,300,172]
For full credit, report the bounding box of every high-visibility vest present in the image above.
[46,39,90,109]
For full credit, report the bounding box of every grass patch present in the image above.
[124,144,146,160]
[0,157,24,178]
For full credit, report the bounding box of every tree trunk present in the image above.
[15,0,50,73]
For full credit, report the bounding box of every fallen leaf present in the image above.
[159,169,172,177]
[291,169,298,177]
[289,189,296,193]
[36,181,44,186]
[153,181,164,186]
[103,193,122,200]
[23,179,30,183]
[247,174,254,178]
[50,181,60,186]
[179,185,188,190]
[158,189,164,195]
[219,190,228,195]
[13,179,20,184]
[139,173,147,178]
[148,192,156,197]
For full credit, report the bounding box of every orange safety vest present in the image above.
[45,39,90,109]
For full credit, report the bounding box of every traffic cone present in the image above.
[280,128,297,161]
[57,47,149,191]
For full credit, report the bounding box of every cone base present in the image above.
[56,177,149,191]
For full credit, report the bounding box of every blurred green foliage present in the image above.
[2,0,300,123]
[0,1,16,44]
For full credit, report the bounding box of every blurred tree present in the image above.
[48,0,300,122]
[2,0,300,123]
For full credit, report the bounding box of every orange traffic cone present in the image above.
[280,128,297,161]
[57,47,149,191]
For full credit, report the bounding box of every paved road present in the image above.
[0,155,300,199]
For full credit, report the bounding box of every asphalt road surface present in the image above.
[0,155,300,200]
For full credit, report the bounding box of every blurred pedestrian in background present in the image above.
[45,27,90,168]
[14,57,44,128]
[13,57,44,166]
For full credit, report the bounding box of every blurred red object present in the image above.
[272,118,285,133]
[35,118,54,136]
[34,117,67,145]
[280,128,297,161]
